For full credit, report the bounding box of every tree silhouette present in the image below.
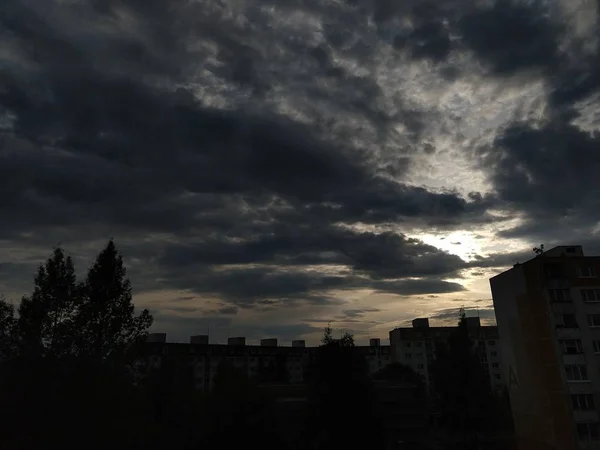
[204,360,283,450]
[75,240,153,363]
[321,322,333,344]
[0,295,15,361]
[430,311,499,448]
[533,244,545,256]
[16,248,79,358]
[305,326,382,450]
[0,242,156,450]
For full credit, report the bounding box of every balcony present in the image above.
[574,410,599,423]
[551,303,576,314]
[563,354,587,365]
[556,328,582,339]
[568,382,594,395]
[546,279,571,289]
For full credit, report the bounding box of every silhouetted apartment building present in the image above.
[491,245,600,450]
[139,334,391,391]
[389,317,504,393]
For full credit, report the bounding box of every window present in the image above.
[572,394,596,410]
[561,339,584,354]
[582,289,600,303]
[578,267,597,278]
[594,340,600,354]
[556,313,578,328]
[415,342,423,347]
[405,342,412,348]
[405,353,412,359]
[549,289,572,302]
[417,364,424,370]
[491,351,498,357]
[577,422,600,441]
[588,314,600,328]
[492,362,500,369]
[565,364,589,381]
[488,340,496,346]
[494,374,501,380]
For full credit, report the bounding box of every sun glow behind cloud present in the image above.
[416,231,483,262]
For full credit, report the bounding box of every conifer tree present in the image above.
[76,240,152,362]
[16,248,79,358]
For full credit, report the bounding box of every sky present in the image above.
[2,0,600,346]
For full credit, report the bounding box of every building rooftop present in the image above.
[490,245,600,281]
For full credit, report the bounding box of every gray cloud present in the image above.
[159,228,467,279]
[343,308,381,318]
[155,263,466,307]
[467,249,534,269]
[458,0,563,76]
[2,0,600,340]
[477,118,600,242]
[429,306,496,322]
[371,278,465,295]
[0,0,493,246]
[394,21,452,62]
[215,306,239,316]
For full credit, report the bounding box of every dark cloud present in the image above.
[159,228,467,279]
[474,299,493,305]
[456,2,600,247]
[0,0,492,246]
[148,225,470,304]
[343,308,381,318]
[371,278,465,295]
[429,306,496,322]
[458,0,563,76]
[215,306,239,316]
[394,21,452,62]
[166,306,197,314]
[478,119,600,241]
[156,263,466,307]
[4,0,600,339]
[467,249,533,269]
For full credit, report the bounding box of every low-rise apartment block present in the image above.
[139,334,391,391]
[389,317,504,393]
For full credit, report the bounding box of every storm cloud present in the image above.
[1,0,599,343]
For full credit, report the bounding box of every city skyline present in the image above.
[2,0,600,345]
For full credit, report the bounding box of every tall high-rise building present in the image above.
[491,245,600,450]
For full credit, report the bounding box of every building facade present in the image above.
[389,317,504,394]
[139,335,392,391]
[490,245,600,450]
